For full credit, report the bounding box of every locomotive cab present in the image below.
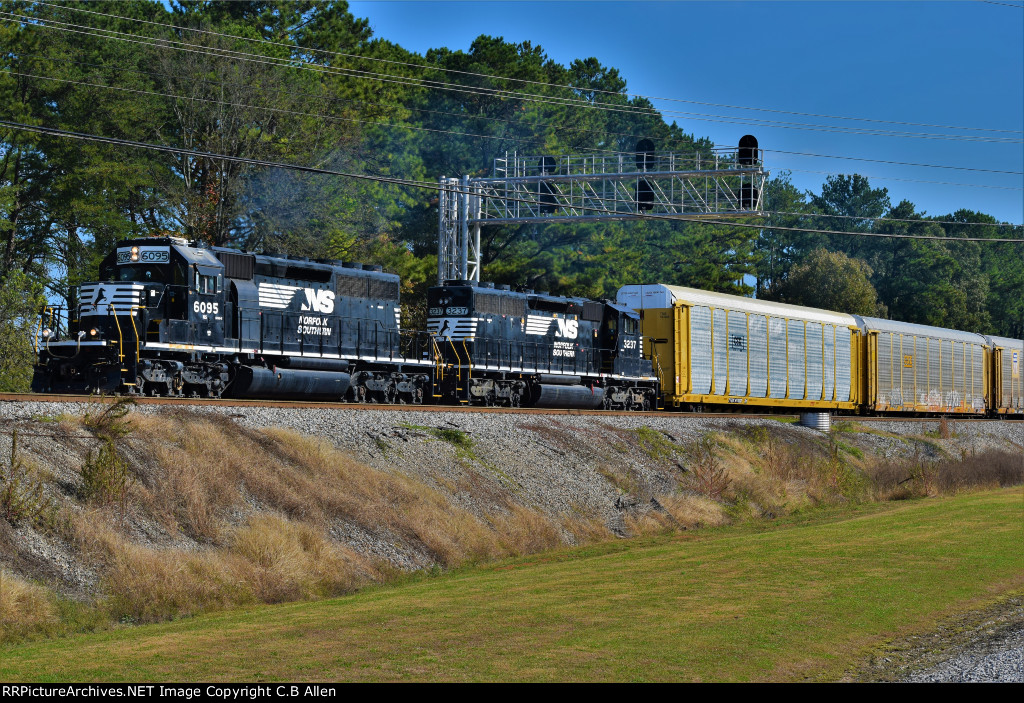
[33,237,228,394]
[602,303,647,378]
[89,238,226,347]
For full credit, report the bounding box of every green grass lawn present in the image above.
[3,489,1022,682]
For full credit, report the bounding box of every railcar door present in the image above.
[599,312,618,374]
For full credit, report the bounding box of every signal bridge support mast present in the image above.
[437,136,768,284]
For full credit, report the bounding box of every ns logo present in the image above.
[300,288,335,314]
[554,318,579,339]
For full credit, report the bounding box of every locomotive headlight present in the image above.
[89,328,98,337]
[130,246,139,261]
[41,328,52,338]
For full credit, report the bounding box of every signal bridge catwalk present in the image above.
[438,136,769,284]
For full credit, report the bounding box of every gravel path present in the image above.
[905,628,1024,682]
[852,597,1024,682]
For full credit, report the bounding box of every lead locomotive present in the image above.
[32,237,658,409]
[32,236,433,402]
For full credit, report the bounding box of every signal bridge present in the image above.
[438,136,769,284]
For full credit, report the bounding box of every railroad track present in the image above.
[0,393,1015,422]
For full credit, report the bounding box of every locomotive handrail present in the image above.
[649,344,665,386]
[372,318,395,361]
[108,304,125,363]
[429,334,444,397]
[129,306,143,365]
[447,337,462,390]
[33,307,46,356]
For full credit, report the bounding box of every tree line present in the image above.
[1,1,1021,390]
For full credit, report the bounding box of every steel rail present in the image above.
[0,393,1016,421]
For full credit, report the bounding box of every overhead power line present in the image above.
[0,67,596,154]
[11,64,1021,195]
[1,118,1021,242]
[3,9,1022,145]
[765,149,1022,176]
[10,62,1019,195]
[38,0,1024,136]
[783,168,1022,191]
[14,51,1020,178]
[758,210,1021,228]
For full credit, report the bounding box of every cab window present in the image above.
[195,271,218,294]
[624,317,637,335]
[117,265,165,282]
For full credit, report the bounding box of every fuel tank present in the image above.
[531,383,604,409]
[231,366,351,400]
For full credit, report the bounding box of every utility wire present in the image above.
[2,118,1021,242]
[756,210,1021,228]
[782,167,1022,191]
[16,51,1021,176]
[5,51,727,161]
[7,64,1022,199]
[38,0,1024,136]
[0,67,599,154]
[764,149,1022,176]
[13,65,1021,197]
[4,9,1022,145]
[0,9,664,118]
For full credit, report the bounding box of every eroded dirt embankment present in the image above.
[1,399,1021,637]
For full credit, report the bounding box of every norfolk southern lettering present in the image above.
[297,315,332,336]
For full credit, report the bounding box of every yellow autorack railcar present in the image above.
[854,317,988,415]
[617,284,860,412]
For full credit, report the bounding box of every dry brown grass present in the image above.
[229,514,375,603]
[0,570,56,639]
[626,494,729,535]
[561,508,614,544]
[660,494,729,528]
[61,413,581,622]
[74,510,377,623]
[491,504,564,556]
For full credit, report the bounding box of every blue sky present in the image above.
[348,0,1024,225]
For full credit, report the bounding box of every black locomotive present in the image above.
[427,282,658,409]
[33,236,433,402]
[32,237,658,409]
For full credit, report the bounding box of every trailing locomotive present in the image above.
[427,281,659,409]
